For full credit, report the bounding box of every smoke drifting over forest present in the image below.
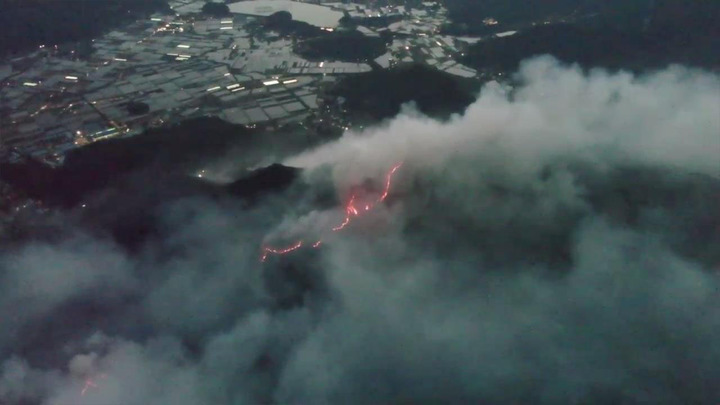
[1,58,719,405]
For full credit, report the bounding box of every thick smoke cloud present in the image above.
[1,57,719,405]
[288,57,719,179]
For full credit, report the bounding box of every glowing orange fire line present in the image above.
[261,241,304,262]
[380,162,403,202]
[261,162,403,262]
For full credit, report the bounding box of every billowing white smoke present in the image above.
[0,57,719,405]
[288,56,720,184]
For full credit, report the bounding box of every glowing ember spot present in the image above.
[333,194,359,231]
[261,162,403,261]
[261,241,303,262]
[347,195,358,215]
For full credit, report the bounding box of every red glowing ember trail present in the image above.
[380,162,403,202]
[332,162,403,232]
[81,374,107,396]
[261,241,303,262]
[81,379,96,396]
[261,162,403,261]
[332,212,352,232]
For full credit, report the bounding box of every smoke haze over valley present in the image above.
[0,57,718,404]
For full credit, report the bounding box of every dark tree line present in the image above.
[329,64,479,121]
[462,0,720,73]
[0,0,170,57]
[201,2,230,17]
[294,31,386,63]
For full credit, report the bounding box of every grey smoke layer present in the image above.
[1,57,719,405]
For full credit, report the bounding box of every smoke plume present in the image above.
[1,57,719,405]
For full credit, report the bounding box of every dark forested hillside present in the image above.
[461,0,720,72]
[329,64,479,120]
[0,117,250,206]
[294,31,386,62]
[441,0,661,36]
[0,0,170,57]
